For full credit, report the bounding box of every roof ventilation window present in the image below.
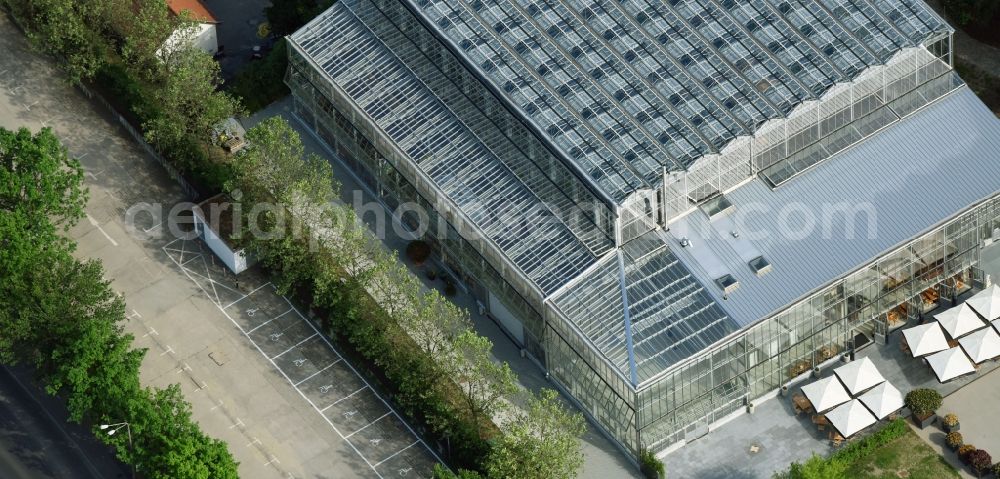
[749,256,773,277]
[700,194,734,218]
[715,274,739,295]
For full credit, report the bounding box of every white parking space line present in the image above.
[293,360,342,387]
[223,282,273,309]
[275,293,445,462]
[163,243,447,477]
[163,247,386,478]
[245,309,294,334]
[320,386,369,412]
[270,333,319,360]
[345,412,392,438]
[374,441,419,467]
[85,213,118,246]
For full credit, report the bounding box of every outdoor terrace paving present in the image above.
[663,243,1000,478]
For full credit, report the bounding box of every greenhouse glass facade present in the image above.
[287,0,1000,458]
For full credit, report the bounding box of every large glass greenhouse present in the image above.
[285,0,1000,458]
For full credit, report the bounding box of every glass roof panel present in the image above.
[552,231,738,384]
[407,0,944,203]
[296,2,597,294]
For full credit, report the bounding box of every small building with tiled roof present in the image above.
[163,0,219,55]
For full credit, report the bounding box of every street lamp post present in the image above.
[100,422,134,479]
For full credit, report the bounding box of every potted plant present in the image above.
[904,388,943,429]
[958,445,976,464]
[405,240,431,266]
[942,413,960,432]
[946,431,963,451]
[638,448,665,479]
[967,450,992,476]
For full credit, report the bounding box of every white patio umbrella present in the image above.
[968,284,1000,321]
[800,376,851,413]
[826,399,877,437]
[926,347,976,383]
[857,382,904,420]
[935,303,986,339]
[902,322,949,357]
[958,327,1000,364]
[833,357,886,395]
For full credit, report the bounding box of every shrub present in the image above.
[432,464,483,479]
[943,413,959,427]
[639,448,665,479]
[775,419,907,478]
[785,454,847,479]
[957,444,976,462]
[967,449,992,474]
[946,431,963,449]
[830,418,908,464]
[993,462,1000,478]
[904,388,942,417]
[226,39,290,113]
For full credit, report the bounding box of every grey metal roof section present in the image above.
[406,0,949,202]
[667,87,1000,327]
[292,2,596,295]
[552,231,738,385]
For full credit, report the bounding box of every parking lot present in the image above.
[163,237,440,478]
[0,11,443,478]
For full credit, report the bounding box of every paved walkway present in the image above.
[0,12,440,479]
[161,238,443,478]
[665,243,1000,478]
[911,367,1000,479]
[245,98,643,478]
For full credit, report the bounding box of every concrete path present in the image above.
[665,243,1000,478]
[910,367,1000,479]
[244,98,643,479]
[0,11,440,479]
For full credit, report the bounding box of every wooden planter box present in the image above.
[914,412,936,429]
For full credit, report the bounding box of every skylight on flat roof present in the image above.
[749,256,772,277]
[700,194,734,218]
[715,274,739,295]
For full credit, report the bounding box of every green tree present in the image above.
[485,389,586,479]
[0,127,87,234]
[109,0,183,81]
[0,126,87,364]
[434,464,484,478]
[226,116,339,293]
[111,385,239,479]
[227,116,336,206]
[449,331,517,432]
[2,0,108,81]
[144,45,243,158]
[11,255,144,421]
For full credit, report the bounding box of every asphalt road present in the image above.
[0,366,130,479]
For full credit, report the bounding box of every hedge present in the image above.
[774,418,909,478]
[255,230,494,471]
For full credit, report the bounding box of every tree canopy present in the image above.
[485,389,586,479]
[0,126,239,478]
